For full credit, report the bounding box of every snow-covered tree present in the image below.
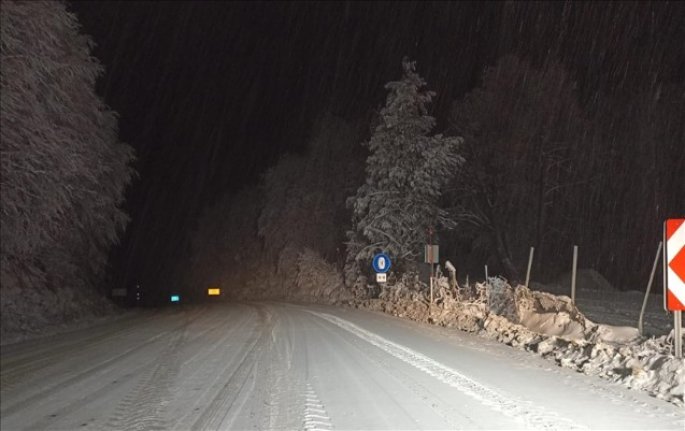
[348,58,463,267]
[0,1,135,297]
[185,114,364,299]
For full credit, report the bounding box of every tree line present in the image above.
[186,50,683,297]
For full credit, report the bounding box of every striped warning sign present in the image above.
[665,219,685,311]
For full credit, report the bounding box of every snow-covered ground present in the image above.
[0,283,130,347]
[1,302,683,430]
[530,269,672,337]
[344,273,684,407]
[1,265,682,429]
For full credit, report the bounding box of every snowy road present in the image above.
[1,302,683,430]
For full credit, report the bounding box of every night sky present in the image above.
[67,1,684,297]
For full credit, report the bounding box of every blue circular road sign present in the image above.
[372,253,391,273]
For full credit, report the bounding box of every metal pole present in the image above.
[428,227,434,305]
[639,242,663,336]
[429,248,433,305]
[428,227,433,305]
[525,247,535,289]
[663,223,668,312]
[571,245,578,304]
[675,311,683,359]
[484,265,489,283]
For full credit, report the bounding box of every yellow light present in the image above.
[208,288,221,296]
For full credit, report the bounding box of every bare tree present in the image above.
[447,55,586,283]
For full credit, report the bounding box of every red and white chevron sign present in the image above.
[665,218,685,311]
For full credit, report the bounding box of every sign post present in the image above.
[664,219,684,358]
[424,246,439,304]
[372,253,391,284]
[525,247,535,289]
[638,242,663,336]
[571,245,578,304]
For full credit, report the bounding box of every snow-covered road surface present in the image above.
[1,302,683,430]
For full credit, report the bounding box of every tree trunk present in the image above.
[493,228,520,285]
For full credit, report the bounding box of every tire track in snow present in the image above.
[314,316,478,430]
[104,311,197,431]
[20,361,152,430]
[265,321,290,430]
[303,383,333,431]
[0,313,156,392]
[0,322,185,418]
[1,308,216,429]
[310,311,586,431]
[170,307,259,428]
[190,305,271,431]
[0,312,156,371]
[261,305,312,431]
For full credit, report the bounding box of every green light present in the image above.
[170,295,180,302]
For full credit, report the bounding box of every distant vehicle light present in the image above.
[208,288,221,296]
[170,295,180,302]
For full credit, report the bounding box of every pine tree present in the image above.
[348,58,463,268]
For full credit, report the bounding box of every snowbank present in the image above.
[344,276,684,406]
[531,269,672,336]
[0,280,124,346]
[292,248,354,303]
[227,248,353,305]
